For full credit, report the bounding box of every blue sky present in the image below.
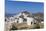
[5,0,44,14]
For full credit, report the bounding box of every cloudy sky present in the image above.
[5,0,44,14]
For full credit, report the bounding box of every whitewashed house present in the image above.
[27,17,34,25]
[18,18,23,23]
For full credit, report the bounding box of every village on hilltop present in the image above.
[5,11,44,31]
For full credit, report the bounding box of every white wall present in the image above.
[27,17,34,25]
[18,18,23,23]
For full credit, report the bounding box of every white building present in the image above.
[18,18,23,23]
[27,17,34,25]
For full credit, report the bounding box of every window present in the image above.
[23,18,27,22]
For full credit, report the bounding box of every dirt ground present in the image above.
[11,22,44,30]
